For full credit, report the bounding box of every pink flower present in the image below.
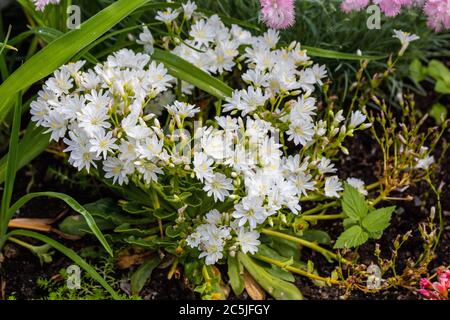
[419,278,433,289]
[341,0,370,12]
[418,267,450,300]
[32,0,60,11]
[259,0,296,29]
[424,0,450,32]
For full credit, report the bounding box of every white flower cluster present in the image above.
[31,49,182,186]
[30,3,373,266]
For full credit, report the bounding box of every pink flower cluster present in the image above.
[259,0,296,29]
[418,267,450,300]
[340,0,450,31]
[32,0,61,11]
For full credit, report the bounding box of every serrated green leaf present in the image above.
[342,184,369,221]
[334,225,369,249]
[362,206,395,233]
[130,255,160,296]
[343,217,358,230]
[227,255,245,296]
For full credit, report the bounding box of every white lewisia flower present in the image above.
[346,177,368,196]
[203,173,233,202]
[416,155,434,170]
[89,131,118,160]
[215,115,239,131]
[189,19,215,47]
[324,176,343,198]
[182,0,197,20]
[30,99,49,126]
[155,8,180,24]
[78,105,111,137]
[205,209,223,225]
[199,240,224,265]
[236,228,260,254]
[317,157,337,175]
[232,196,267,229]
[186,231,202,248]
[45,69,73,96]
[393,30,420,56]
[136,26,154,54]
[294,172,316,196]
[286,119,315,146]
[349,110,367,128]
[236,86,269,116]
[165,101,200,118]
[310,64,327,86]
[193,152,214,182]
[242,69,270,88]
[43,110,67,141]
[201,130,231,160]
[137,135,163,160]
[103,157,133,186]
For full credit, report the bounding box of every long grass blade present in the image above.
[303,46,385,60]
[7,192,113,257]
[153,48,233,99]
[5,229,120,299]
[0,94,22,241]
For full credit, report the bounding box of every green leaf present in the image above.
[5,230,120,299]
[119,201,150,215]
[268,237,301,261]
[227,256,245,296]
[153,208,176,220]
[301,230,331,245]
[238,253,303,300]
[7,192,113,256]
[334,225,369,249]
[59,215,115,237]
[152,49,232,100]
[0,94,21,241]
[362,206,395,233]
[303,46,385,61]
[265,265,295,283]
[409,59,426,83]
[0,124,50,184]
[342,183,368,221]
[430,103,448,124]
[428,60,450,83]
[435,79,450,94]
[0,0,151,123]
[130,255,160,296]
[343,217,358,229]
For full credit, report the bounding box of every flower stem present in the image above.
[302,201,338,215]
[302,214,345,221]
[253,254,341,285]
[261,228,350,265]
